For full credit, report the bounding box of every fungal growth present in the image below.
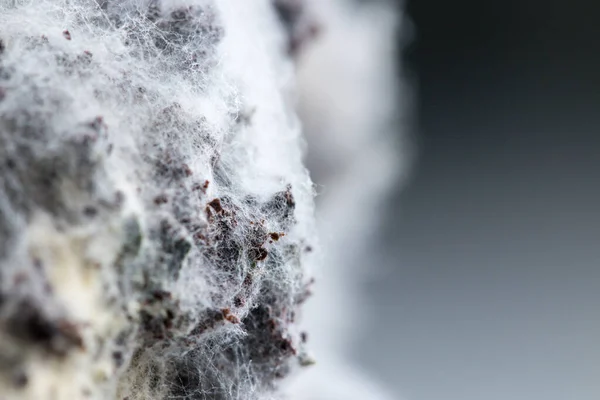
[0,1,317,399]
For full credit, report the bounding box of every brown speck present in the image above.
[203,180,210,189]
[62,30,71,40]
[226,314,239,324]
[208,198,223,213]
[222,308,239,324]
[269,232,284,241]
[154,194,168,205]
[217,308,229,322]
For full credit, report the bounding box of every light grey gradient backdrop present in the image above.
[355,1,600,399]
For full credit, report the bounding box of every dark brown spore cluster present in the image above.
[135,180,311,398]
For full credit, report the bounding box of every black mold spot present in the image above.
[6,300,84,357]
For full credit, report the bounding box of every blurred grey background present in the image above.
[356,1,600,399]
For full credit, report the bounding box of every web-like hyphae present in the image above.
[0,1,317,399]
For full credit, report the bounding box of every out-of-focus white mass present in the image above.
[285,0,408,399]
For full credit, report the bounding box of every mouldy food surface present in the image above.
[0,1,317,399]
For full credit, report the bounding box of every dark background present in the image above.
[357,1,600,399]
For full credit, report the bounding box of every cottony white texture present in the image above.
[285,0,408,399]
[0,1,317,399]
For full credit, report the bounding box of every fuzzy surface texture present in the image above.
[0,1,317,399]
